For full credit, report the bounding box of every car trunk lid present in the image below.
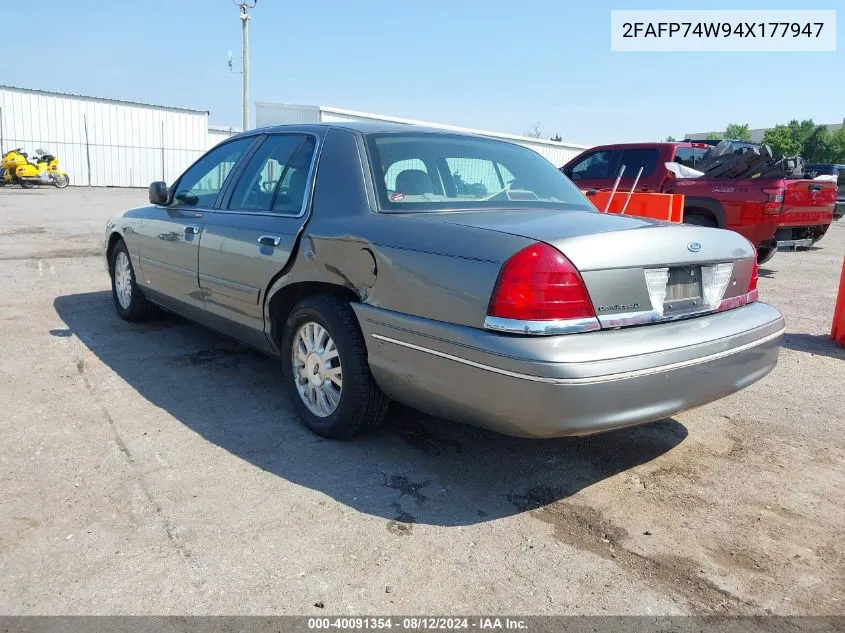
[420,208,757,328]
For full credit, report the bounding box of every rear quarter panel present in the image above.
[264,127,531,335]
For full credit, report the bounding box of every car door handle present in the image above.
[184,225,201,235]
[258,235,281,247]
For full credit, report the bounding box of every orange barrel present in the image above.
[832,256,845,346]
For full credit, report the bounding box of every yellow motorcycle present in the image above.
[1,148,70,188]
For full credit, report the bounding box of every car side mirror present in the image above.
[149,181,169,205]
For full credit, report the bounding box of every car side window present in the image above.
[171,138,254,208]
[227,134,307,212]
[618,148,659,177]
[271,137,316,214]
[568,150,616,180]
[674,147,708,168]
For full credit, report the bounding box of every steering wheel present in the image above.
[261,179,279,193]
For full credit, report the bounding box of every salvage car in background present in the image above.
[104,124,785,439]
[561,142,838,263]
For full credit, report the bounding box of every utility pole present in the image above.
[234,0,257,131]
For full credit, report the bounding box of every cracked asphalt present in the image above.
[0,187,843,615]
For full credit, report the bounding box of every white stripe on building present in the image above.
[256,103,589,167]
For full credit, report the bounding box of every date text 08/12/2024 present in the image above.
[307,618,527,630]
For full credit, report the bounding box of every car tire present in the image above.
[811,223,831,244]
[109,239,157,321]
[756,246,776,265]
[683,213,717,228]
[282,295,390,439]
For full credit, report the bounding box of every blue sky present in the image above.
[5,0,842,145]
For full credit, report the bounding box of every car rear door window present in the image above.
[674,147,709,168]
[171,137,255,208]
[271,138,316,215]
[226,134,317,215]
[618,148,659,177]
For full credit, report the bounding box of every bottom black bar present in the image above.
[0,617,842,633]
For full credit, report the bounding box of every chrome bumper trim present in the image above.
[371,326,785,386]
[483,315,601,335]
[598,292,758,328]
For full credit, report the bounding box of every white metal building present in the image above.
[0,85,227,188]
[207,124,240,148]
[256,103,589,167]
[1,84,588,188]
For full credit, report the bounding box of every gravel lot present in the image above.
[0,187,843,615]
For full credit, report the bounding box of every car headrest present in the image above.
[287,168,308,202]
[395,169,433,195]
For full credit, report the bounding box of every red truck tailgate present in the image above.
[779,180,837,227]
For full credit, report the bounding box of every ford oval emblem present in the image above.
[687,242,702,253]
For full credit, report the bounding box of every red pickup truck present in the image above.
[560,142,837,263]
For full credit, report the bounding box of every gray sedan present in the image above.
[104,123,785,439]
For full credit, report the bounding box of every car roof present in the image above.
[246,121,473,137]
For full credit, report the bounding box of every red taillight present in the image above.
[715,257,759,312]
[762,187,784,215]
[749,258,759,292]
[488,243,595,321]
[747,257,759,302]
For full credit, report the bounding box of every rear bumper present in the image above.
[354,302,785,438]
[777,209,834,229]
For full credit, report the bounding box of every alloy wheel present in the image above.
[114,251,133,309]
[291,321,342,417]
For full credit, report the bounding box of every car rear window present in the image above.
[804,164,838,177]
[365,133,593,212]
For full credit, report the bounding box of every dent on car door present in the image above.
[197,133,318,349]
[134,137,255,316]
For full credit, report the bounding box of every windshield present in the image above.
[365,132,593,213]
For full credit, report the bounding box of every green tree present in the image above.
[724,123,752,141]
[828,127,845,163]
[762,124,801,157]
[802,124,832,162]
[762,119,832,160]
[664,135,676,142]
[550,133,562,142]
[706,132,720,140]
